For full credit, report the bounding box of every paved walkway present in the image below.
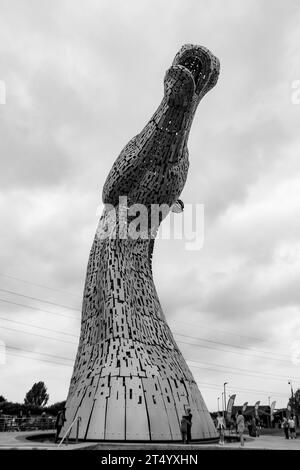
[84,435,300,451]
[0,431,299,450]
[222,435,300,450]
[0,431,92,450]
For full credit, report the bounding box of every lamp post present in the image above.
[288,381,294,418]
[222,392,224,419]
[224,382,228,422]
[217,396,220,412]
[268,396,271,428]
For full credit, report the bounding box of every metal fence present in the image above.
[0,415,56,432]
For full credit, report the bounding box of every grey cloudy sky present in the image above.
[1,0,300,411]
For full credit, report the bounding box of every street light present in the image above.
[217,396,220,412]
[224,382,228,422]
[222,392,224,418]
[288,381,294,397]
[288,381,294,418]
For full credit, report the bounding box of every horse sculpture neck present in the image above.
[62,44,220,443]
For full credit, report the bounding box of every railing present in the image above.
[0,415,56,432]
[58,416,81,447]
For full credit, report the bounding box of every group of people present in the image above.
[282,416,297,439]
[247,416,261,437]
[180,409,247,446]
[180,409,193,444]
[216,410,246,447]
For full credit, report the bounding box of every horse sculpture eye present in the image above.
[61,44,220,442]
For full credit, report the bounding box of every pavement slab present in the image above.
[0,431,299,450]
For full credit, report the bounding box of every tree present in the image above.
[0,395,6,403]
[288,388,300,424]
[46,400,66,416]
[24,382,49,407]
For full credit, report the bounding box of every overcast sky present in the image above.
[1,0,300,412]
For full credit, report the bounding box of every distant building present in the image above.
[232,405,271,426]
[211,405,274,427]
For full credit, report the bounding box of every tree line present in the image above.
[0,382,65,416]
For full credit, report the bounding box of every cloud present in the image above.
[0,0,300,410]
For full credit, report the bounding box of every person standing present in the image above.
[282,417,289,439]
[251,415,257,437]
[278,419,282,429]
[236,410,245,447]
[180,415,188,444]
[55,408,66,443]
[216,412,226,445]
[17,410,23,429]
[41,411,47,430]
[256,418,261,437]
[288,416,296,439]
[186,408,193,444]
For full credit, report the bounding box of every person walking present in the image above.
[216,412,226,445]
[186,408,193,444]
[236,410,245,447]
[288,416,296,439]
[251,415,257,437]
[55,408,66,443]
[247,419,252,436]
[256,418,261,437]
[282,417,289,439]
[278,419,282,429]
[180,414,188,444]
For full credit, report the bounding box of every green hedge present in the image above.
[0,400,66,416]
